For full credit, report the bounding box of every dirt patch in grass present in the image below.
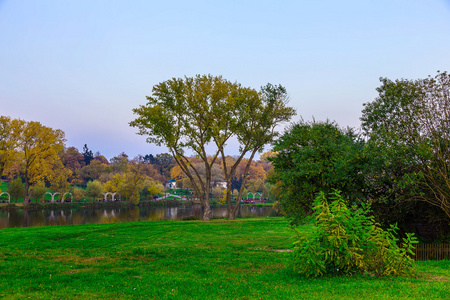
[422,274,450,282]
[253,248,293,252]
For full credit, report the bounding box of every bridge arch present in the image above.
[45,192,60,203]
[0,192,10,203]
[62,192,73,203]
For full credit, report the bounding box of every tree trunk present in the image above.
[23,181,32,205]
[228,198,241,219]
[203,201,211,221]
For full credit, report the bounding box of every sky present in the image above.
[1,0,450,160]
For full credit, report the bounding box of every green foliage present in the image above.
[32,184,47,202]
[291,191,418,277]
[361,71,450,219]
[131,74,295,220]
[86,180,103,200]
[7,178,24,202]
[270,120,366,224]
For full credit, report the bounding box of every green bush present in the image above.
[291,191,417,277]
[7,178,24,202]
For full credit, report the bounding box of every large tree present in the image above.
[219,83,295,218]
[0,117,66,204]
[153,153,174,177]
[60,146,86,185]
[270,120,366,224]
[361,71,450,219]
[130,75,294,220]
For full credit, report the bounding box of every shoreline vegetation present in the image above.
[0,218,449,299]
[0,199,274,211]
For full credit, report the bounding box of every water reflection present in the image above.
[0,204,280,228]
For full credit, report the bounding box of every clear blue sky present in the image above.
[1,0,450,160]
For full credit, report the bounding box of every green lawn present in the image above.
[0,218,449,299]
[0,181,8,191]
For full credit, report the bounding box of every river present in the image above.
[0,204,280,228]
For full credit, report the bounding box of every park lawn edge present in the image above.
[0,218,449,299]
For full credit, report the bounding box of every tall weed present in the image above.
[292,190,418,277]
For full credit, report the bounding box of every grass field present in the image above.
[0,218,449,299]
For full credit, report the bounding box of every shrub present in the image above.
[72,188,86,202]
[32,184,47,202]
[291,190,417,277]
[8,178,24,202]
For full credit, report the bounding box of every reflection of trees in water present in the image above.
[0,211,8,228]
[143,207,165,221]
[211,206,228,218]
[22,210,31,227]
[0,205,279,228]
[47,210,72,226]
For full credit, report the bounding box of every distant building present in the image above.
[215,180,227,189]
[165,179,177,189]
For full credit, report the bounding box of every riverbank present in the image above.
[0,199,187,211]
[0,200,275,213]
[1,218,449,299]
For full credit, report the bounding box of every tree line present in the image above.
[130,72,449,239]
[270,71,450,240]
[0,116,278,204]
[2,72,449,240]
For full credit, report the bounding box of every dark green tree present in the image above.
[361,71,450,219]
[270,120,366,224]
[82,144,94,166]
[143,154,156,164]
[154,153,174,177]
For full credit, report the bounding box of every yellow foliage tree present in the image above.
[104,173,126,193]
[0,116,66,204]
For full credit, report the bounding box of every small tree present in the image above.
[8,178,24,202]
[32,184,47,202]
[86,180,103,201]
[73,187,86,202]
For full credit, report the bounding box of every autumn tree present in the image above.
[103,157,163,204]
[0,116,14,175]
[48,165,72,197]
[60,146,85,185]
[80,159,106,183]
[94,154,109,165]
[131,75,295,220]
[0,117,66,204]
[118,159,158,204]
